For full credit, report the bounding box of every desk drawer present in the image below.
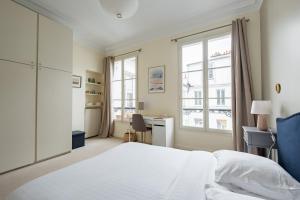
[152,120,165,126]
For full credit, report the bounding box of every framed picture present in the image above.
[72,75,82,88]
[148,65,165,93]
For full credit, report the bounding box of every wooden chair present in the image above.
[131,114,152,143]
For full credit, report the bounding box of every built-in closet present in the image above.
[0,0,72,173]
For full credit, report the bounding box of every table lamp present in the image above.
[251,100,272,131]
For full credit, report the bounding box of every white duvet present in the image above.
[6,143,216,200]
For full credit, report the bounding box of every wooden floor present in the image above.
[0,137,123,200]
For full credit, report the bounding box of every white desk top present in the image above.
[143,115,173,120]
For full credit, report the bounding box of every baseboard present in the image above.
[0,151,71,175]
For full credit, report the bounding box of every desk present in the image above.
[143,116,174,147]
[242,126,277,157]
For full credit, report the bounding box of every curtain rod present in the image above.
[113,48,142,58]
[171,19,250,42]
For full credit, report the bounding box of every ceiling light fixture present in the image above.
[99,0,139,20]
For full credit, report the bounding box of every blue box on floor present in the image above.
[72,131,85,149]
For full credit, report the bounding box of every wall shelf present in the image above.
[85,105,102,109]
[86,93,101,96]
[85,70,105,138]
[85,82,104,87]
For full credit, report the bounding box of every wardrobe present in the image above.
[0,0,72,173]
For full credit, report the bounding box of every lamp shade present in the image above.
[137,102,144,110]
[251,100,272,115]
[99,0,139,19]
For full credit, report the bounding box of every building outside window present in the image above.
[111,56,137,121]
[194,91,202,105]
[180,33,232,132]
[216,89,225,106]
[194,118,203,127]
[208,68,214,80]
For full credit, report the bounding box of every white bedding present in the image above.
[6,143,217,200]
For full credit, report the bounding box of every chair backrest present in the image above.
[276,113,300,182]
[132,114,147,132]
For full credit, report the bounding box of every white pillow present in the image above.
[213,150,300,200]
[205,185,266,200]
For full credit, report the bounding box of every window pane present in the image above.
[112,100,122,120]
[112,81,122,100]
[182,109,203,128]
[124,57,136,79]
[208,110,232,130]
[124,100,136,120]
[124,79,136,100]
[182,42,203,72]
[208,67,231,88]
[113,60,122,81]
[182,71,203,98]
[208,34,232,130]
[208,35,231,60]
[181,41,203,128]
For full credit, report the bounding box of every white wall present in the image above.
[261,0,300,127]
[72,43,104,131]
[108,11,262,151]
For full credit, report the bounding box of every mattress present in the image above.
[6,142,217,200]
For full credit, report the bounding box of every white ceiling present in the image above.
[15,0,262,52]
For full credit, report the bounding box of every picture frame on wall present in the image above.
[148,65,165,93]
[72,75,82,88]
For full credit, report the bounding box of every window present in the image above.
[181,42,204,128]
[180,34,232,131]
[111,56,137,121]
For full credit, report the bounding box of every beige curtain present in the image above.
[99,56,114,138]
[231,18,255,151]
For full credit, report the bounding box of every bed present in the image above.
[6,143,216,200]
[6,113,300,200]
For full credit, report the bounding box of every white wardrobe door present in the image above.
[0,60,36,173]
[0,0,37,65]
[37,67,72,161]
[38,15,73,72]
[84,108,101,138]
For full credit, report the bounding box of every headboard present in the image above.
[276,113,300,182]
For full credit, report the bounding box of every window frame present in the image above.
[178,31,232,134]
[112,55,138,122]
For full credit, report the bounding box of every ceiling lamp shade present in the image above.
[99,0,139,20]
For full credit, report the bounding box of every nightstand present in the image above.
[242,126,277,157]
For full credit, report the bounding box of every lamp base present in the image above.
[257,115,268,131]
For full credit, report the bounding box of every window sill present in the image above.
[180,126,232,134]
